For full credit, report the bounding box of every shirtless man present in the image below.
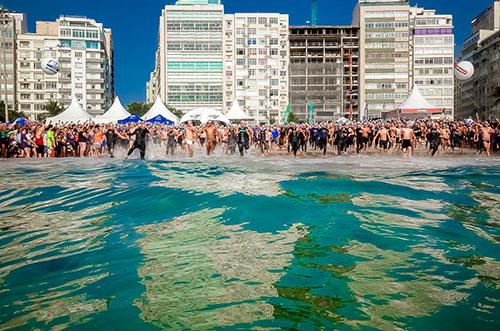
[205,121,218,156]
[401,123,417,158]
[440,125,451,151]
[361,125,371,154]
[373,124,389,156]
[481,123,495,157]
[184,121,197,158]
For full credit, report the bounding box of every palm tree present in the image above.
[43,100,64,117]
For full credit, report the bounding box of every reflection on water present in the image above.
[134,208,305,329]
[0,157,498,330]
[0,184,112,328]
[148,162,290,197]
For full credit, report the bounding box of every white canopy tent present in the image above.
[143,96,179,124]
[46,96,92,124]
[226,101,253,122]
[396,85,443,116]
[93,96,131,124]
[180,108,230,125]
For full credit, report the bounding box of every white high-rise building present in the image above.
[16,16,114,119]
[223,13,289,123]
[353,0,454,119]
[353,0,411,119]
[0,10,27,119]
[410,8,454,117]
[149,0,224,112]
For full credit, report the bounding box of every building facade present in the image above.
[16,16,114,119]
[289,26,359,122]
[0,10,26,119]
[353,0,454,119]
[353,0,411,119]
[150,0,224,113]
[456,0,500,119]
[223,13,289,122]
[410,8,454,117]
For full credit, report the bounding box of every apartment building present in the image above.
[353,0,412,119]
[0,10,27,119]
[410,7,454,117]
[16,16,114,119]
[456,0,500,119]
[149,0,224,113]
[223,13,289,122]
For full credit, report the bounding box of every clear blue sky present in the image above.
[3,0,494,106]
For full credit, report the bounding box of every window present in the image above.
[86,41,99,49]
[237,49,245,55]
[34,83,43,90]
[248,28,256,35]
[46,82,57,89]
[259,48,267,55]
[270,49,278,56]
[86,29,99,39]
[248,17,257,24]
[35,94,44,100]
[60,39,72,48]
[270,38,278,45]
[269,89,278,96]
[60,28,71,37]
[248,69,256,76]
[270,79,278,86]
[236,38,245,45]
[269,18,278,25]
[20,93,31,100]
[72,29,85,38]
[20,83,30,89]
[258,18,267,25]
[247,38,257,45]
[236,59,245,66]
[259,59,267,65]
[237,80,244,86]
[248,59,257,65]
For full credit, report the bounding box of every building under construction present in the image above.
[288,26,360,122]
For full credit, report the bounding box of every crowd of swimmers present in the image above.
[0,118,499,160]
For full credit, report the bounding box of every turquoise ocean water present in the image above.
[0,157,499,330]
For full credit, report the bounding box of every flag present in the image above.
[283,104,291,124]
[308,103,315,124]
